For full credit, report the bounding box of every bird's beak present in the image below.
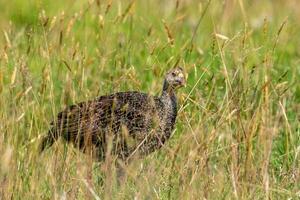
[178,72,186,87]
[175,78,185,88]
[183,79,187,88]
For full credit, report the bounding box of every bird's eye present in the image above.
[171,72,176,76]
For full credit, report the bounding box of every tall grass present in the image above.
[0,0,299,199]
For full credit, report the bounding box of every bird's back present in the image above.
[41,91,164,159]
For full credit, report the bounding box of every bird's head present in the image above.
[164,67,186,90]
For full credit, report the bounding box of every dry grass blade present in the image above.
[0,0,298,199]
[163,20,174,45]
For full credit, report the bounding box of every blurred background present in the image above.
[0,0,299,199]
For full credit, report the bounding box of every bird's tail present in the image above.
[39,128,58,153]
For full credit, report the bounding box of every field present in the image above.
[0,0,299,199]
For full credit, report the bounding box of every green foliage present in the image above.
[0,0,299,199]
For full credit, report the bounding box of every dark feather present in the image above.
[40,68,184,161]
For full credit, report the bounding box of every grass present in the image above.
[0,0,299,199]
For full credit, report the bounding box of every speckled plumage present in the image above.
[40,68,185,161]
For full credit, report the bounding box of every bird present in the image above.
[40,67,185,161]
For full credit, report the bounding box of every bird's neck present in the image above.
[159,80,178,142]
[161,80,177,113]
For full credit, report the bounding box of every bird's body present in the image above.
[40,68,185,161]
